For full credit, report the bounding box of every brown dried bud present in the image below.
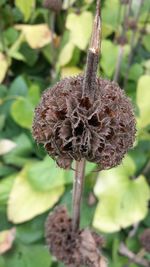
[126,19,137,31]
[43,0,62,12]
[45,205,105,267]
[139,229,150,252]
[116,35,128,46]
[32,75,136,170]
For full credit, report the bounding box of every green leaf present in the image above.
[8,76,28,97]
[61,66,82,78]
[101,40,118,77]
[27,156,72,192]
[7,165,64,223]
[19,43,38,66]
[0,53,9,83]
[93,155,150,233]
[136,75,150,128]
[11,97,34,129]
[62,0,76,9]
[143,34,150,52]
[128,63,143,81]
[0,175,16,206]
[0,139,16,155]
[3,134,33,167]
[58,42,75,66]
[102,0,119,31]
[0,256,6,267]
[28,84,40,106]
[15,24,51,49]
[16,213,46,244]
[15,0,35,21]
[66,11,93,50]
[3,28,19,46]
[0,164,16,177]
[4,244,51,267]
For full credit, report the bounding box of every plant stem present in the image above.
[133,6,150,54]
[113,0,132,82]
[113,45,124,82]
[72,0,101,233]
[119,242,149,267]
[82,0,101,99]
[72,159,86,232]
[124,0,144,88]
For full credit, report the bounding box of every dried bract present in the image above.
[45,205,105,267]
[32,75,136,170]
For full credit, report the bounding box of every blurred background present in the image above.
[0,0,150,266]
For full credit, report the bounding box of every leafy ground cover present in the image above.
[0,0,150,266]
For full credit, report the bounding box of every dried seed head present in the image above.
[126,19,137,31]
[45,205,105,267]
[139,229,150,252]
[43,0,62,12]
[32,75,136,170]
[45,206,78,266]
[116,35,128,46]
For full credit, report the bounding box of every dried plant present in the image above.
[32,0,136,266]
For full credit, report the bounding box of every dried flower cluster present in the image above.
[43,0,62,12]
[139,229,150,252]
[32,75,136,170]
[45,205,105,267]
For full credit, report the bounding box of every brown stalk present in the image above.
[82,0,101,99]
[72,0,101,232]
[119,242,149,267]
[72,159,86,232]
[123,0,144,88]
[113,0,132,82]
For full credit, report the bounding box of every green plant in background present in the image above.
[0,0,150,266]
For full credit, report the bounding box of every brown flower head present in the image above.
[45,205,105,267]
[32,75,136,170]
[43,0,62,12]
[139,229,150,252]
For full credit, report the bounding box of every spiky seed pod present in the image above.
[45,206,78,266]
[43,0,62,12]
[32,75,136,170]
[139,229,150,252]
[45,205,105,267]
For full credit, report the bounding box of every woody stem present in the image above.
[82,0,101,99]
[72,159,86,232]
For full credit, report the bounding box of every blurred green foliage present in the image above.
[0,0,150,266]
